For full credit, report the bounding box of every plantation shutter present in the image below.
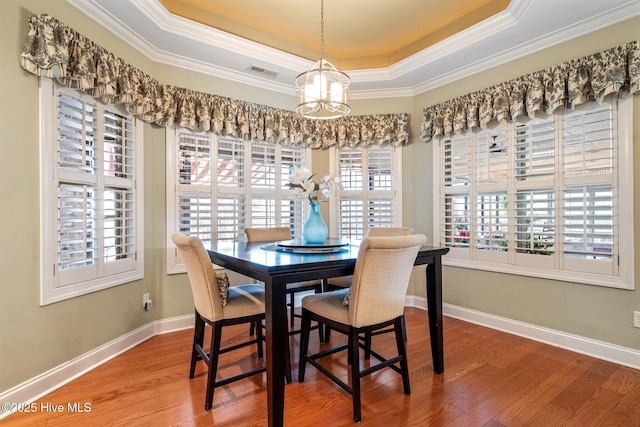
[102,108,136,275]
[338,148,363,238]
[441,135,471,252]
[476,192,508,253]
[56,89,137,286]
[366,148,395,229]
[217,194,246,241]
[178,193,212,244]
[251,144,276,189]
[177,131,213,245]
[476,130,508,185]
[435,99,630,288]
[513,118,556,266]
[475,129,508,261]
[216,137,247,241]
[337,146,397,239]
[56,91,98,285]
[280,146,305,237]
[562,105,616,274]
[250,144,277,228]
[515,189,555,255]
[515,119,555,182]
[172,131,306,249]
[563,185,613,259]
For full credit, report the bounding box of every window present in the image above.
[434,99,634,289]
[330,146,403,240]
[40,79,144,305]
[167,128,310,273]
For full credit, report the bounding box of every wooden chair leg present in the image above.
[190,311,205,378]
[395,316,411,395]
[401,315,408,342]
[349,327,362,422]
[363,331,372,360]
[323,324,331,343]
[289,293,296,327]
[317,320,325,343]
[362,314,406,360]
[204,322,223,410]
[298,309,312,382]
[256,319,264,359]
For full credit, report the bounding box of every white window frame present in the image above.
[166,128,312,273]
[329,145,403,239]
[40,78,145,305]
[432,98,634,289]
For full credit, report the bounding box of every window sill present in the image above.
[442,257,634,290]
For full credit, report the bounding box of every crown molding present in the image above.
[129,0,313,71]
[383,0,526,81]
[409,0,640,96]
[151,48,297,95]
[349,86,415,100]
[67,0,640,100]
[65,0,523,99]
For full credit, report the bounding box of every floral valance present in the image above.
[19,14,409,149]
[420,40,640,142]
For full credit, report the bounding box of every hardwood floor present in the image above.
[6,307,640,426]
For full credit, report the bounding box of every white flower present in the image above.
[288,166,312,185]
[289,167,341,202]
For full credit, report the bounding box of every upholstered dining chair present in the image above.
[171,233,269,410]
[326,226,416,351]
[298,234,427,422]
[244,226,325,336]
[327,226,414,290]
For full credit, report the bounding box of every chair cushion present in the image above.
[223,283,266,319]
[302,288,350,324]
[216,272,230,306]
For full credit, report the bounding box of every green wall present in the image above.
[1,0,639,396]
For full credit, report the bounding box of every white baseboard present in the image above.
[3,299,640,421]
[0,314,194,420]
[407,296,640,371]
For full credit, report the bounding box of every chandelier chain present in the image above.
[320,0,325,59]
[295,0,350,119]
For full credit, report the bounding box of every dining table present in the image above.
[207,239,449,427]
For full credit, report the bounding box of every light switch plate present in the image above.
[633,311,640,328]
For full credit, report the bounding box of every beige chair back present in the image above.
[171,233,223,322]
[366,227,414,237]
[245,227,292,242]
[348,234,427,327]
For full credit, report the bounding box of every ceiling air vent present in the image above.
[247,65,280,79]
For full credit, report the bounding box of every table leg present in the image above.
[264,278,288,427]
[426,257,444,373]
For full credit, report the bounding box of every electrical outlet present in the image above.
[634,311,640,328]
[143,293,151,310]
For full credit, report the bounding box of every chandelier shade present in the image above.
[296,58,350,119]
[295,0,350,120]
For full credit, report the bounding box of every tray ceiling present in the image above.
[70,0,640,98]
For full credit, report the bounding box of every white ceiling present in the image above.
[68,0,640,99]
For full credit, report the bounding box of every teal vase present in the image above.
[303,201,328,244]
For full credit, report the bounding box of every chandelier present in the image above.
[295,0,350,120]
